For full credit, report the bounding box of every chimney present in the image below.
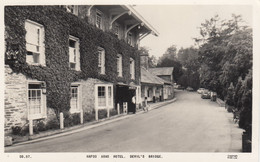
[140,52,149,70]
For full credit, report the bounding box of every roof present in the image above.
[121,5,159,36]
[148,67,174,76]
[141,67,164,85]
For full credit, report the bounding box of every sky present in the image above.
[134,5,252,58]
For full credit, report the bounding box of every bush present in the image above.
[12,124,29,136]
[63,112,81,127]
[83,111,95,122]
[11,126,22,135]
[45,118,60,130]
[110,109,118,117]
[98,109,107,119]
[71,113,80,125]
[20,125,29,136]
[35,120,46,132]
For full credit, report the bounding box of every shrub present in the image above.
[71,113,80,125]
[20,124,29,136]
[11,126,22,135]
[83,111,95,122]
[63,112,81,127]
[63,112,73,127]
[45,118,60,130]
[35,120,46,132]
[110,109,118,117]
[11,124,30,136]
[98,109,107,119]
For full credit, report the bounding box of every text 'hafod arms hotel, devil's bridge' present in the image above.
[4,5,174,136]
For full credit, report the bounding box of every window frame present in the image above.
[25,19,45,66]
[96,9,103,30]
[27,80,47,120]
[130,57,135,80]
[98,47,105,75]
[114,23,120,38]
[127,32,132,45]
[65,5,78,16]
[117,54,123,77]
[69,35,80,71]
[95,84,114,109]
[70,83,82,113]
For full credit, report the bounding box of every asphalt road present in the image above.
[5,90,242,152]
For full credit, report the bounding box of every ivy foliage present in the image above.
[5,6,140,116]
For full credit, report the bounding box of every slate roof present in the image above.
[141,67,172,85]
[148,67,174,76]
[141,67,163,85]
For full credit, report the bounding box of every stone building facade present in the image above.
[4,5,158,135]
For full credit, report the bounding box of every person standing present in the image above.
[132,95,136,114]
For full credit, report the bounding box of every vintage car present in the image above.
[186,87,194,91]
[201,89,211,99]
[197,88,205,94]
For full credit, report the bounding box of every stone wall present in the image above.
[5,65,27,134]
[79,78,115,113]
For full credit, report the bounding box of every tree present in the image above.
[196,14,252,99]
[196,14,252,136]
[139,46,157,68]
[177,47,200,89]
[157,45,183,82]
[148,55,157,68]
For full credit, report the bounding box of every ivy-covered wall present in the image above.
[5,6,141,116]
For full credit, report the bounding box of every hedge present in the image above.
[5,6,141,117]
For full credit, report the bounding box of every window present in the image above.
[98,47,105,74]
[127,32,132,45]
[69,35,80,71]
[70,84,81,113]
[114,24,119,37]
[117,54,122,77]
[27,82,46,119]
[96,10,102,29]
[98,86,106,107]
[130,57,135,79]
[96,84,113,109]
[25,20,45,65]
[65,5,78,16]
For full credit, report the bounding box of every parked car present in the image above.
[186,87,194,91]
[201,89,211,99]
[210,92,217,101]
[197,88,205,94]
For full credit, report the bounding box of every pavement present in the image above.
[5,97,176,147]
[5,90,244,152]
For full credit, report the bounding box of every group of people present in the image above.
[131,96,149,112]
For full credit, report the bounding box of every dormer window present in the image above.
[127,32,133,46]
[114,24,119,38]
[96,9,103,29]
[66,5,78,16]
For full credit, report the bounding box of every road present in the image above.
[5,90,242,152]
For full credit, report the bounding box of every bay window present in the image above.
[95,84,113,109]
